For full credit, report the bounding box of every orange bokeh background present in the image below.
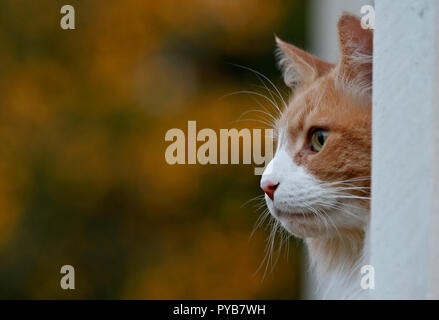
[0,0,309,298]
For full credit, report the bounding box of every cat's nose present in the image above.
[260,180,279,201]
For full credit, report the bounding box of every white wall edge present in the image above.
[371,0,439,299]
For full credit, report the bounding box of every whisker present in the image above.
[251,84,283,118]
[250,208,271,239]
[219,90,281,114]
[240,195,266,208]
[237,109,278,124]
[229,63,288,109]
[232,118,273,128]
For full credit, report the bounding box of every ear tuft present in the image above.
[336,12,373,95]
[275,36,333,89]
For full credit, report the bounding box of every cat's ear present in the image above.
[337,12,373,94]
[275,37,333,89]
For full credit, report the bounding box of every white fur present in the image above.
[307,217,370,299]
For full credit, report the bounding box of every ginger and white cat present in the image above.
[260,13,372,299]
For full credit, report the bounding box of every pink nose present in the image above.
[261,181,279,201]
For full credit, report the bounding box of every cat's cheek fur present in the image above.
[262,150,339,238]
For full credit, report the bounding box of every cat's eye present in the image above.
[310,129,328,152]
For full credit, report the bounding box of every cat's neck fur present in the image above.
[306,223,370,299]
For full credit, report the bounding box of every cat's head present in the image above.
[261,13,372,239]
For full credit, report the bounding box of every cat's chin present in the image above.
[267,205,340,238]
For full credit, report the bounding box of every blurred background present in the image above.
[0,0,370,299]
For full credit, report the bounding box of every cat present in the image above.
[260,13,372,299]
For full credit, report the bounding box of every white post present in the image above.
[371,0,439,299]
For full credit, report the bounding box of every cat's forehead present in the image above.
[278,77,334,133]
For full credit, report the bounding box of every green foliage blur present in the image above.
[0,0,309,298]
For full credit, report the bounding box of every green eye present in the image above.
[310,129,328,152]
